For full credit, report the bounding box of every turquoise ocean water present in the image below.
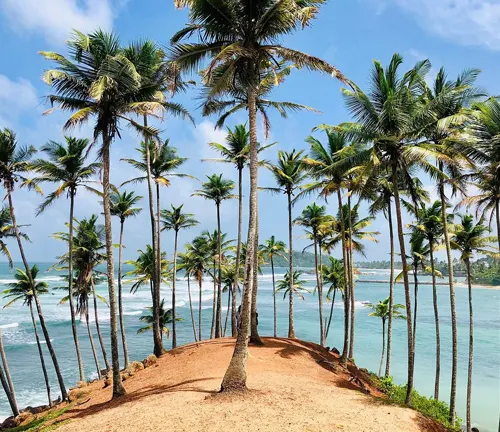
[0,263,498,431]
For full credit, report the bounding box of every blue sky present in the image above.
[0,0,499,263]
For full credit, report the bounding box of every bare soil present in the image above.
[27,338,447,431]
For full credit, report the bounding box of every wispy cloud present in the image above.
[392,0,500,50]
[0,74,38,128]
[0,0,120,44]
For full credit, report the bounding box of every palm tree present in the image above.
[110,188,142,367]
[0,205,25,268]
[0,328,18,416]
[138,299,183,341]
[365,298,406,377]
[321,256,345,342]
[193,174,236,338]
[171,0,347,392]
[177,249,200,342]
[295,203,329,345]
[408,200,446,399]
[32,136,101,383]
[260,236,287,337]
[161,204,199,348]
[339,53,444,404]
[2,265,51,406]
[277,270,310,301]
[126,245,170,297]
[220,260,242,336]
[267,150,308,339]
[450,215,497,432]
[40,30,173,397]
[0,128,67,400]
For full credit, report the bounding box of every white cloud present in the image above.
[391,0,500,50]
[0,0,117,44]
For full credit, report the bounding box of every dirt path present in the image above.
[50,338,442,432]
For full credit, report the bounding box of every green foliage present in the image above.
[5,406,70,432]
[372,375,462,431]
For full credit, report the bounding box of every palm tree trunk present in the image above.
[232,167,243,337]
[465,258,474,432]
[211,262,216,339]
[496,199,500,252]
[385,200,395,378]
[155,182,162,343]
[172,230,179,348]
[271,256,277,337]
[6,191,68,400]
[313,238,324,346]
[29,302,51,406]
[391,164,414,406]
[0,330,18,417]
[0,329,18,416]
[101,137,126,398]
[85,309,101,379]
[325,288,337,340]
[221,83,258,391]
[215,204,223,338]
[143,116,162,357]
[68,192,85,382]
[337,189,350,364]
[429,243,440,400]
[347,194,355,359]
[287,190,296,339]
[92,278,110,371]
[187,275,197,342]
[223,288,231,336]
[198,278,203,340]
[319,241,324,341]
[118,219,129,367]
[250,209,262,345]
[379,319,386,377]
[413,267,418,355]
[439,172,457,423]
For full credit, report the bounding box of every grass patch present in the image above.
[372,375,462,431]
[5,406,71,432]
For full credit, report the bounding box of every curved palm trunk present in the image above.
[187,275,197,342]
[287,191,296,339]
[198,278,203,340]
[215,204,223,338]
[0,329,18,416]
[85,308,101,379]
[271,256,277,337]
[391,165,414,406]
[313,238,324,346]
[29,302,51,406]
[347,194,355,359]
[232,167,243,337]
[465,258,474,432]
[325,288,337,340]
[413,267,419,355]
[379,319,386,377]
[68,193,85,382]
[223,289,231,336]
[7,191,67,400]
[172,230,179,348]
[221,84,258,391]
[118,218,129,367]
[319,242,324,341]
[385,200,395,377]
[101,138,126,398]
[210,262,216,339]
[143,116,163,357]
[337,189,350,364]
[496,199,500,253]
[439,175,457,423]
[429,243,440,400]
[250,210,262,345]
[92,278,110,371]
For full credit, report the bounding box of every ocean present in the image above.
[0,263,498,431]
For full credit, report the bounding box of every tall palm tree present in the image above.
[408,200,446,399]
[40,30,172,397]
[161,204,199,348]
[260,236,287,337]
[321,256,344,342]
[365,298,406,377]
[295,203,329,345]
[2,265,51,406]
[177,249,200,342]
[450,215,497,432]
[193,174,236,338]
[172,0,347,392]
[267,150,308,339]
[138,299,182,341]
[110,188,142,367]
[32,136,101,383]
[0,328,18,416]
[339,53,444,405]
[0,128,68,400]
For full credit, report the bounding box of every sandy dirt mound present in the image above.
[48,338,442,432]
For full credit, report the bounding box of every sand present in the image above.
[46,338,444,432]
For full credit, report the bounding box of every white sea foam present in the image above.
[0,322,19,329]
[122,310,143,316]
